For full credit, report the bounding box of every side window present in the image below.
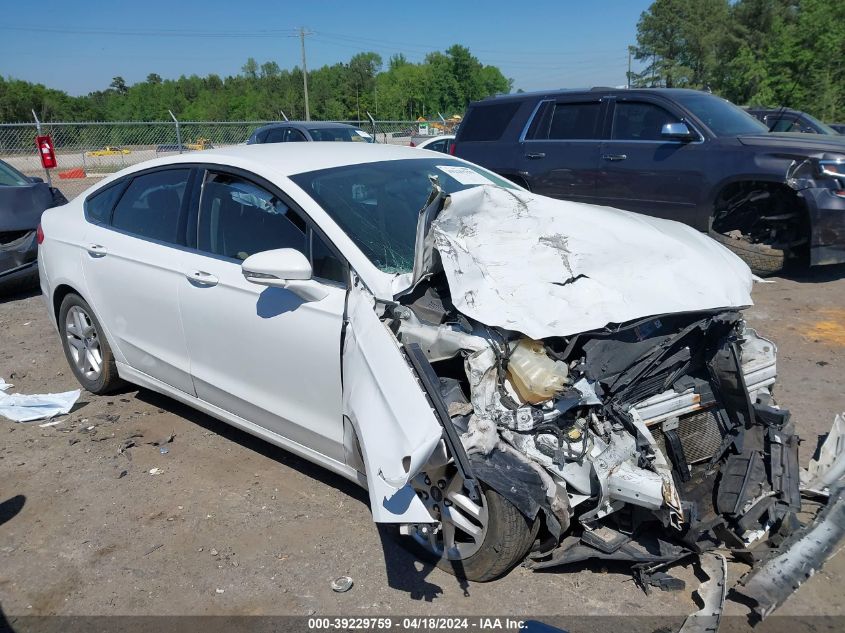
[197,172,306,261]
[459,102,521,141]
[547,102,602,140]
[264,128,287,143]
[612,101,681,141]
[110,169,189,242]
[311,231,346,284]
[288,129,307,142]
[85,181,126,224]
[426,139,446,153]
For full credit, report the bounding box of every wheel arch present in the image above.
[51,283,126,366]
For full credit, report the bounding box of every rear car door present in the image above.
[80,167,195,393]
[178,167,349,461]
[518,97,606,202]
[595,97,708,225]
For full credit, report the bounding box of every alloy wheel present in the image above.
[410,465,489,560]
[64,305,102,381]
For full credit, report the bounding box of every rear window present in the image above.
[459,102,521,142]
[85,182,126,224]
[111,169,190,243]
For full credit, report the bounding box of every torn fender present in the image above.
[342,279,442,523]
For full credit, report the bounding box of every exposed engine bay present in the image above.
[358,183,845,623]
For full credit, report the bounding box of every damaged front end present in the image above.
[345,184,845,621]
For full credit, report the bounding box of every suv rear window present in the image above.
[460,102,521,142]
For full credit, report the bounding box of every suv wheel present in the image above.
[708,229,785,276]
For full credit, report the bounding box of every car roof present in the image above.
[474,87,712,105]
[103,143,450,179]
[254,121,360,133]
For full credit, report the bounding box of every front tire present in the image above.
[406,467,538,581]
[58,293,123,394]
[708,229,786,276]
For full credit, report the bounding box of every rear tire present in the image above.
[709,229,785,276]
[58,293,123,394]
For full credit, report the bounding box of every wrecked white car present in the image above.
[39,144,845,621]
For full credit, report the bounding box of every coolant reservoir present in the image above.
[506,338,569,405]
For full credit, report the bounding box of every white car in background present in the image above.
[37,144,845,616]
[409,134,455,153]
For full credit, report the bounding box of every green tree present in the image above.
[109,76,128,95]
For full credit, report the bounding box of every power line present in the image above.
[0,25,298,38]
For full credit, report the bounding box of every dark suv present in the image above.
[454,88,845,274]
[746,107,842,136]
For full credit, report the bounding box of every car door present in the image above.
[81,167,195,393]
[341,278,444,523]
[177,167,349,461]
[594,97,708,226]
[518,97,606,202]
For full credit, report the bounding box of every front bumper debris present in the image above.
[733,484,845,620]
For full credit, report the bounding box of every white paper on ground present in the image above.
[0,387,81,423]
[430,186,754,339]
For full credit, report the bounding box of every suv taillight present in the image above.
[36,223,44,245]
[448,142,456,155]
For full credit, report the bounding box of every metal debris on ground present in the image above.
[160,446,169,455]
[679,553,727,633]
[330,576,354,593]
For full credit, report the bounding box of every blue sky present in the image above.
[1,0,651,96]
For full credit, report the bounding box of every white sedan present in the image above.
[38,144,845,609]
[409,134,455,153]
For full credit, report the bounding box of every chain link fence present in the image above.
[0,117,459,200]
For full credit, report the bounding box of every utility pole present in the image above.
[627,46,633,89]
[299,27,313,121]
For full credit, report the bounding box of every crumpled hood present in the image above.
[429,186,753,339]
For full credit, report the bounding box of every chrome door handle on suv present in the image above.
[601,154,628,162]
[86,244,107,258]
[525,152,546,159]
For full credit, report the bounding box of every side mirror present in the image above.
[29,176,44,183]
[241,248,328,302]
[661,122,696,141]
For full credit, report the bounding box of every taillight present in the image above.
[409,141,416,147]
[448,142,456,155]
[36,223,44,244]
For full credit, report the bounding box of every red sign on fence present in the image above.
[36,134,57,169]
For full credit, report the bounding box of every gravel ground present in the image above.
[0,264,844,627]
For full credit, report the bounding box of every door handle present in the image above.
[524,152,546,159]
[86,244,107,257]
[601,154,628,161]
[187,270,219,287]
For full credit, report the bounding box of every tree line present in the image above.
[0,45,511,123]
[632,0,845,121]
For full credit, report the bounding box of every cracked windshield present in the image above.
[291,158,515,273]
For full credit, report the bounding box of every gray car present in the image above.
[0,159,66,293]
[246,121,374,145]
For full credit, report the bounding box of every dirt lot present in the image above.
[1,265,844,628]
